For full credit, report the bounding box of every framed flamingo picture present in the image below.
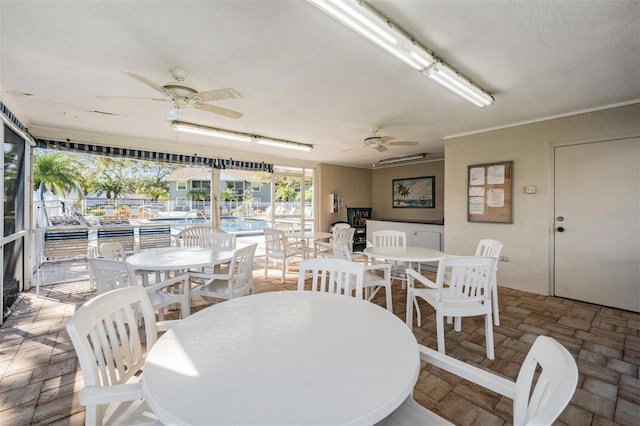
[392,176,435,208]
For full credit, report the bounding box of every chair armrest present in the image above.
[145,273,191,293]
[406,268,437,289]
[418,344,516,398]
[188,271,231,282]
[364,263,391,280]
[79,383,144,406]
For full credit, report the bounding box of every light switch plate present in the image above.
[524,185,536,194]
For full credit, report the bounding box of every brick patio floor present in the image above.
[1,258,639,425]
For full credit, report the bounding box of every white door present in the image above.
[554,138,639,312]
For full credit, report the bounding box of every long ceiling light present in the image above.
[378,153,426,165]
[307,0,494,107]
[255,137,313,152]
[171,121,314,152]
[171,121,253,143]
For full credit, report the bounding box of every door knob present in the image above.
[557,226,565,232]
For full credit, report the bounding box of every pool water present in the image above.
[150,216,272,234]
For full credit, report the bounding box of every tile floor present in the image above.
[1,259,639,425]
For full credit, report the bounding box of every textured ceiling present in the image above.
[1,1,638,168]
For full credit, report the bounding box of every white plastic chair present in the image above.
[99,241,127,261]
[176,224,219,247]
[315,227,355,257]
[382,336,578,426]
[475,239,504,326]
[372,230,408,286]
[66,285,177,425]
[274,222,306,253]
[198,231,236,249]
[190,243,257,302]
[297,257,365,299]
[90,257,191,320]
[264,228,306,283]
[406,256,497,359]
[331,242,393,312]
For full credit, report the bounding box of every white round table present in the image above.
[142,291,420,425]
[363,246,446,263]
[126,246,234,272]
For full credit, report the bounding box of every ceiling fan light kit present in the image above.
[378,153,426,165]
[171,121,314,152]
[307,0,493,107]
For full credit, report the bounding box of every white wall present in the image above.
[444,103,640,295]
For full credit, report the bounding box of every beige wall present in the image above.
[444,103,640,295]
[317,163,372,232]
[371,160,444,222]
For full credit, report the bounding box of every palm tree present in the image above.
[396,182,411,199]
[34,152,84,197]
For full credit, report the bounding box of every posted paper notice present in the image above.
[469,197,484,214]
[487,188,504,207]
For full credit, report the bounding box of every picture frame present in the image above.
[467,161,513,223]
[392,176,435,208]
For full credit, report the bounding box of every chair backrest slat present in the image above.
[297,258,364,299]
[372,230,407,248]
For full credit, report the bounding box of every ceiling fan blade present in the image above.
[97,95,167,102]
[379,136,395,143]
[123,71,174,98]
[388,141,419,146]
[376,145,389,153]
[192,88,242,103]
[193,102,243,119]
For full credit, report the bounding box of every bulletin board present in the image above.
[467,161,513,223]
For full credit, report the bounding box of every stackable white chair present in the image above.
[190,244,257,303]
[372,230,408,286]
[475,239,504,326]
[99,241,127,261]
[315,227,355,257]
[274,222,306,253]
[382,336,578,426]
[264,228,306,283]
[176,224,219,247]
[406,256,497,359]
[331,242,393,312]
[198,231,236,249]
[297,257,364,300]
[89,257,191,320]
[67,286,177,425]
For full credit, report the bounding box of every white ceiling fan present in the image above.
[101,68,243,120]
[345,127,419,153]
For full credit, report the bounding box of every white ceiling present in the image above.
[1,1,638,168]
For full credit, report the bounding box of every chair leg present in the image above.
[264,255,269,278]
[454,317,462,332]
[436,313,446,354]
[281,258,286,283]
[414,298,422,328]
[492,282,500,326]
[485,312,495,360]
[385,285,393,313]
[405,289,414,329]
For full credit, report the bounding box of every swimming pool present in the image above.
[150,216,272,234]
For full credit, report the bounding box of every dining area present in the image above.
[39,224,591,425]
[3,232,637,425]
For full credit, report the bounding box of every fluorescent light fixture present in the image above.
[171,121,314,152]
[256,137,314,152]
[423,62,494,107]
[307,0,493,107]
[378,153,426,165]
[171,121,253,143]
[308,0,434,71]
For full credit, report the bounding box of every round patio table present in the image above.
[142,290,420,425]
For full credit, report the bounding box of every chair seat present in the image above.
[414,287,487,313]
[377,395,453,425]
[363,269,384,285]
[147,289,184,310]
[193,277,252,300]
